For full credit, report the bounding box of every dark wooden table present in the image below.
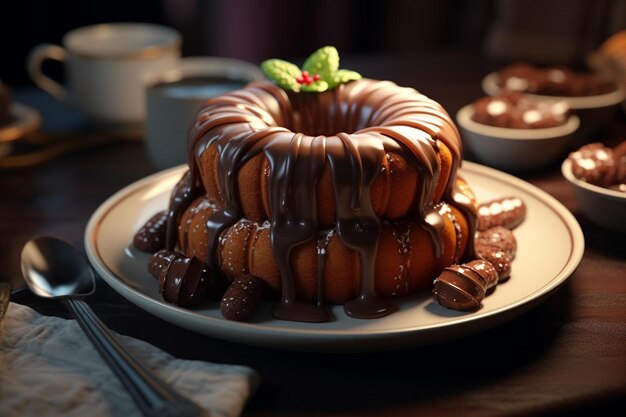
[2,51,625,416]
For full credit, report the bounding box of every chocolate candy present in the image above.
[433,259,499,311]
[613,140,626,161]
[158,254,211,307]
[614,141,626,184]
[477,196,526,231]
[133,210,168,252]
[472,92,569,129]
[478,250,512,282]
[569,143,617,187]
[148,249,177,279]
[475,227,516,281]
[220,275,264,321]
[568,141,626,191]
[475,226,517,261]
[467,259,500,290]
[497,63,616,97]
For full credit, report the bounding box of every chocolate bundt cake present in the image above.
[136,48,478,322]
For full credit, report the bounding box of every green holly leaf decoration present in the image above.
[327,69,362,89]
[301,80,329,93]
[261,59,303,92]
[261,46,362,93]
[302,46,339,80]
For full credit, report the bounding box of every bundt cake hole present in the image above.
[285,92,368,137]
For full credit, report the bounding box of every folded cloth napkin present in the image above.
[0,302,259,417]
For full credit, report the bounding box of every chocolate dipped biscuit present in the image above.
[477,197,526,231]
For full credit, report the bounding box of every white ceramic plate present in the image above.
[85,162,584,352]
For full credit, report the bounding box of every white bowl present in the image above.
[456,104,580,172]
[482,72,624,138]
[561,158,626,232]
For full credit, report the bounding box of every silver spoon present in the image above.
[20,236,206,417]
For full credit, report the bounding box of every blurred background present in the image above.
[2,0,625,87]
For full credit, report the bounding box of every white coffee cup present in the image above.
[144,57,264,169]
[28,22,181,127]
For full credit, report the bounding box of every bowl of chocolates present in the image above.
[562,141,626,232]
[482,63,623,137]
[457,91,580,172]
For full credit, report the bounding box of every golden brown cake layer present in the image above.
[176,189,473,304]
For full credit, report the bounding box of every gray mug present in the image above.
[144,57,264,170]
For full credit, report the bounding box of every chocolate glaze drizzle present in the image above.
[164,79,476,322]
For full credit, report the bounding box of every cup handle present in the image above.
[27,44,69,102]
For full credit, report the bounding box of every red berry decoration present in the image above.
[296,70,320,86]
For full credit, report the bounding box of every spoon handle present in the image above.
[64,298,206,417]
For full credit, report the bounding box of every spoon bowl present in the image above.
[20,236,205,417]
[21,236,95,299]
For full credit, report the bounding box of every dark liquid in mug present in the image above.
[150,76,247,99]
